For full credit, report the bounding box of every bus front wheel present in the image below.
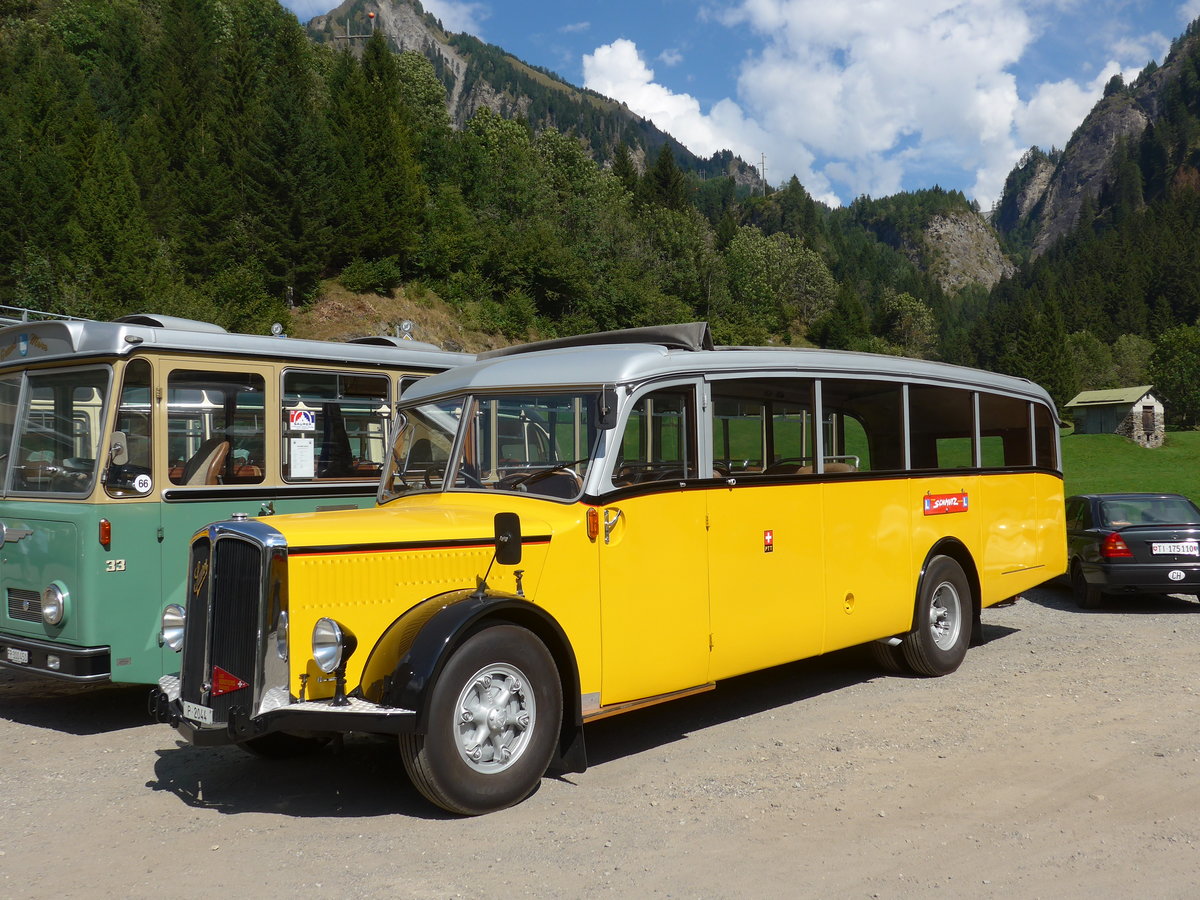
[399,624,562,815]
[902,555,971,676]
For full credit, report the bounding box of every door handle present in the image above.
[603,507,623,544]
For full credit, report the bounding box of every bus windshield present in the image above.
[382,392,602,502]
[6,366,110,495]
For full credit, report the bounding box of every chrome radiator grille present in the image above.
[180,531,267,725]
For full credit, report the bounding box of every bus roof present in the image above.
[0,315,473,371]
[402,323,1055,407]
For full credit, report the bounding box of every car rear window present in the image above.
[1099,498,1200,527]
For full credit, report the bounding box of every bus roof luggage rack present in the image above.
[478,322,714,360]
[113,314,228,333]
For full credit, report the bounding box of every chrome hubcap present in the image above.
[929,581,962,651]
[454,662,535,773]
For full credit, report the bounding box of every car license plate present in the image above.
[5,647,29,665]
[1152,541,1199,556]
[182,700,214,725]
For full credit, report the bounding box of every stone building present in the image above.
[1064,386,1165,448]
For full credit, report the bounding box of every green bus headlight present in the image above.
[41,582,67,626]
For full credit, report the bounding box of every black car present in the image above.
[1066,493,1200,608]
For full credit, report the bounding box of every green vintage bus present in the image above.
[0,313,469,685]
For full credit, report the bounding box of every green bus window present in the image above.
[11,368,109,495]
[167,370,265,486]
[106,359,153,496]
[283,370,391,481]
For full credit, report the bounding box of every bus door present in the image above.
[704,378,825,680]
[157,365,270,671]
[99,357,172,682]
[596,384,709,705]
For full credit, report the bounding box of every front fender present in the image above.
[357,589,585,772]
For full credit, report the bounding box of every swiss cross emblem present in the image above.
[764,529,774,553]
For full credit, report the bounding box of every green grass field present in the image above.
[1061,431,1200,502]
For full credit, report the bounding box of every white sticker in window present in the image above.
[290,438,315,478]
[133,474,152,492]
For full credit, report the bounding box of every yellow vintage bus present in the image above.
[154,323,1067,814]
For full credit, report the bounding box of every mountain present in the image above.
[994,23,1200,259]
[305,0,765,190]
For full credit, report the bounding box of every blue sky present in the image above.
[282,1,1200,208]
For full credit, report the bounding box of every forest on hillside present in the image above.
[0,1,962,357]
[7,0,1200,423]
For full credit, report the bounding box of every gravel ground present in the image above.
[2,582,1199,899]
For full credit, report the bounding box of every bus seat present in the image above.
[182,438,229,485]
[824,462,856,473]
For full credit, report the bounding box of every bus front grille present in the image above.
[7,588,41,622]
[181,533,266,725]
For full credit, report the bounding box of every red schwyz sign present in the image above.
[923,492,968,515]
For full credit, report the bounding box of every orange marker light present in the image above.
[98,518,111,548]
[587,507,599,541]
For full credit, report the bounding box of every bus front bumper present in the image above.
[151,676,418,746]
[0,632,110,682]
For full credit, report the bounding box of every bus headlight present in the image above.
[161,604,186,652]
[41,582,68,626]
[312,617,357,674]
[276,610,289,662]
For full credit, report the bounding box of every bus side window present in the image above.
[283,370,391,481]
[908,384,974,470]
[613,388,696,485]
[168,369,265,486]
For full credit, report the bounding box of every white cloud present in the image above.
[420,0,489,36]
[1180,0,1200,23]
[582,38,836,201]
[560,21,591,34]
[659,48,684,67]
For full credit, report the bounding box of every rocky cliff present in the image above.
[922,211,1015,292]
[305,0,765,186]
[997,31,1196,258]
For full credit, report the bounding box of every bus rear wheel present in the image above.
[902,555,971,677]
[400,624,562,815]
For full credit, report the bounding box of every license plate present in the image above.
[1152,541,1199,556]
[5,647,29,665]
[182,700,214,725]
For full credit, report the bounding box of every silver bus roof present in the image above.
[402,323,1053,406]
[0,316,472,370]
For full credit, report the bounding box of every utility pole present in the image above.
[332,9,376,43]
[760,153,767,196]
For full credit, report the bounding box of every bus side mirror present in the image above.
[595,388,619,430]
[109,432,129,466]
[494,512,522,566]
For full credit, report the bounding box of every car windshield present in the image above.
[4,365,111,496]
[381,392,602,503]
[1098,497,1200,527]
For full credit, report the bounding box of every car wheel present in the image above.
[238,731,331,759]
[901,555,971,677]
[400,625,562,815]
[1071,561,1102,609]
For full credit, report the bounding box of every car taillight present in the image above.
[1101,532,1133,558]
